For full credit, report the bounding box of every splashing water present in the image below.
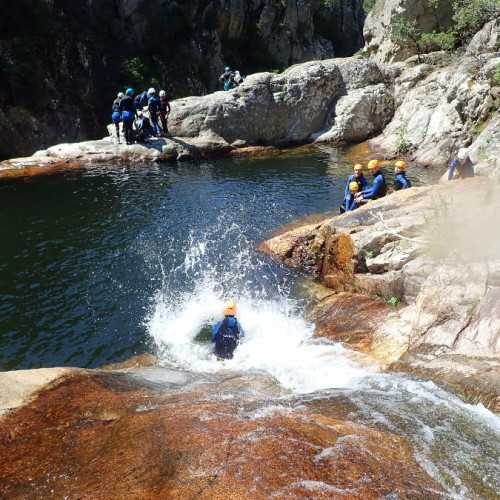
[147,222,375,393]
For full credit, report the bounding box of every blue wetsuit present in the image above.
[394,172,411,190]
[344,193,359,212]
[119,95,137,145]
[448,157,474,180]
[148,96,162,136]
[212,316,244,359]
[344,174,368,197]
[361,170,387,200]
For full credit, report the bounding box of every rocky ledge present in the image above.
[1,18,499,180]
[260,177,500,413]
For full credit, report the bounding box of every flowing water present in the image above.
[0,145,498,498]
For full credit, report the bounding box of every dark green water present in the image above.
[0,145,436,370]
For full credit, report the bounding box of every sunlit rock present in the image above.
[0,368,447,499]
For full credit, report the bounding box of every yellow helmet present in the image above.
[223,300,237,316]
[367,159,380,169]
[349,181,360,191]
[395,160,406,169]
[353,163,363,171]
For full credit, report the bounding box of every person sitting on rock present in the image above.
[392,160,412,190]
[355,159,387,204]
[340,181,361,213]
[135,111,154,144]
[344,164,368,198]
[211,300,244,360]
[448,148,474,180]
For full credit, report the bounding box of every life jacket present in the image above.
[214,317,242,360]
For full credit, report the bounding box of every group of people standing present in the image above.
[111,87,171,145]
[340,148,474,213]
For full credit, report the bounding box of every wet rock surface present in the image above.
[261,177,500,412]
[0,368,448,499]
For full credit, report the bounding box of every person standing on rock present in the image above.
[355,160,387,203]
[219,67,235,91]
[392,160,412,190]
[211,300,244,360]
[147,88,162,137]
[119,88,138,145]
[158,90,171,137]
[111,92,124,143]
[448,148,474,180]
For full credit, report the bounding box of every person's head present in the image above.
[394,160,406,173]
[223,300,237,316]
[353,164,363,177]
[367,159,380,173]
[159,90,166,98]
[457,148,469,164]
[348,181,359,194]
[148,87,157,96]
[225,66,230,71]
[126,88,134,96]
[117,92,124,98]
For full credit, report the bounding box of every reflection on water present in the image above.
[0,144,497,498]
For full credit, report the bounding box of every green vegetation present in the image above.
[468,298,480,313]
[366,250,375,259]
[394,125,413,153]
[387,296,401,306]
[492,64,500,85]
[418,31,457,52]
[362,0,377,11]
[391,0,500,56]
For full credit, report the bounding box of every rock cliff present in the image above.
[0,0,364,161]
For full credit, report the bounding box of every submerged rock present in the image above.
[0,368,447,499]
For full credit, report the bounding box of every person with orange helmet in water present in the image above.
[355,159,387,203]
[211,300,244,360]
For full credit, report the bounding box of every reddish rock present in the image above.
[0,370,447,499]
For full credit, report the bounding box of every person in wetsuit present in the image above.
[393,160,412,190]
[111,92,123,142]
[448,148,474,180]
[340,164,368,212]
[211,300,244,360]
[355,159,387,204]
[119,88,138,145]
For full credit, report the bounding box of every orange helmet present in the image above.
[223,300,237,316]
[353,163,363,171]
[395,160,406,169]
[367,159,380,169]
[349,181,360,191]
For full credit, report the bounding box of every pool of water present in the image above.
[0,145,437,370]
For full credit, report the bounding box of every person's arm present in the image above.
[211,321,223,342]
[448,159,457,180]
[344,176,352,198]
[400,174,409,189]
[361,175,384,199]
[237,320,244,338]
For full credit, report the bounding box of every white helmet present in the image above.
[117,92,124,98]
[159,90,166,97]
[148,87,157,94]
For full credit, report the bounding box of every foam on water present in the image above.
[146,223,375,393]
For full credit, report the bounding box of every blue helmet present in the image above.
[126,88,134,96]
[225,67,230,71]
